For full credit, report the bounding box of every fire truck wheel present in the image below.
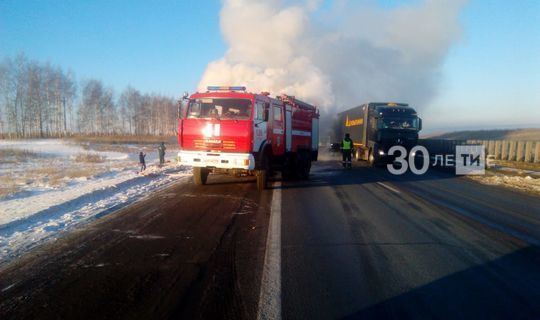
[256,156,269,191]
[282,168,294,180]
[256,170,267,191]
[193,167,209,185]
[282,157,296,180]
[297,152,312,180]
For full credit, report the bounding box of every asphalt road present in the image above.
[280,156,540,319]
[0,174,272,320]
[1,157,539,320]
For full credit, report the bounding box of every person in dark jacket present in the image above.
[139,151,146,172]
[341,133,354,168]
[158,142,166,165]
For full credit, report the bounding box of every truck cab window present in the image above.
[255,101,266,120]
[379,117,418,129]
[188,101,201,118]
[188,98,252,120]
[273,106,282,121]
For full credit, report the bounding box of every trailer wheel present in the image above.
[368,148,377,167]
[193,167,209,185]
[354,149,361,161]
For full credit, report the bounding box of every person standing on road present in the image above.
[139,151,146,172]
[341,133,354,168]
[158,142,166,166]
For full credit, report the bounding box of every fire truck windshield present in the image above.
[187,98,252,120]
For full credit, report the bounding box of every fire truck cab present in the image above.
[177,86,319,190]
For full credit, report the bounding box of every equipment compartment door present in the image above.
[272,104,285,156]
[311,117,318,151]
[285,105,292,152]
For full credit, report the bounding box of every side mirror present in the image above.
[182,91,189,99]
[264,108,269,122]
[418,118,422,131]
[177,100,184,119]
[177,100,183,119]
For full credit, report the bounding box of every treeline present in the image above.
[0,54,178,138]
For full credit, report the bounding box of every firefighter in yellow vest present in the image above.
[341,133,354,168]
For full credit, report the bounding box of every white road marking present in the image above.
[257,181,282,320]
[376,182,401,194]
[128,234,165,240]
[2,283,17,292]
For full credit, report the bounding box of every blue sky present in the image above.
[0,0,225,96]
[426,0,540,130]
[1,0,539,131]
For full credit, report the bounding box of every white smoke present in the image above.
[198,0,466,114]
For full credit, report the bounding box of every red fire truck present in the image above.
[177,86,319,190]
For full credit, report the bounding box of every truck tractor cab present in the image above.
[335,102,422,166]
[367,103,421,164]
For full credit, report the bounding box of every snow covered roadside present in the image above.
[0,139,191,264]
[469,173,540,195]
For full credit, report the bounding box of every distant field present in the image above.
[70,134,177,145]
[424,128,540,141]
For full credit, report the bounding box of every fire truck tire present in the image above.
[297,151,311,180]
[256,170,267,191]
[282,168,295,180]
[256,155,269,191]
[193,167,209,185]
[282,156,296,180]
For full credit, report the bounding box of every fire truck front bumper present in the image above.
[177,150,256,170]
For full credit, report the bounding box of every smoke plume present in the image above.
[198,0,466,115]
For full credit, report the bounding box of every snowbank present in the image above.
[470,174,540,195]
[0,139,127,160]
[0,139,191,264]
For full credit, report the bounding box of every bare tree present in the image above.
[0,59,9,137]
[0,53,177,138]
[119,86,142,134]
[62,69,77,135]
[78,79,119,135]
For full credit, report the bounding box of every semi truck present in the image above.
[177,86,320,190]
[334,102,422,165]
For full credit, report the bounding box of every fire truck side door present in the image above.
[271,103,285,156]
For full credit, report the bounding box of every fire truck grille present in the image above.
[193,139,237,150]
[222,140,237,150]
